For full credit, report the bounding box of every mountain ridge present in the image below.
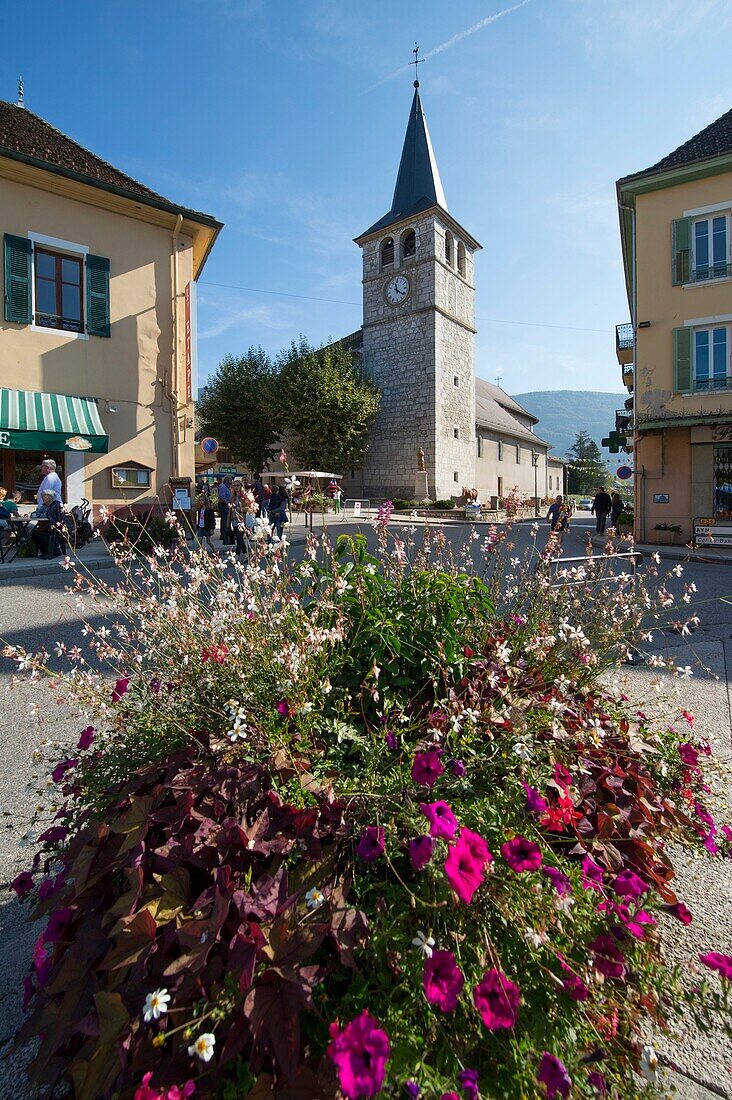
[509,389,625,461]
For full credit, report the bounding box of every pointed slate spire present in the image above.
[357,82,448,238]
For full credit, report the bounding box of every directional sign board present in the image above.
[694,518,732,547]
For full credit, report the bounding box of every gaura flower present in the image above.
[473,968,520,1030]
[188,1032,215,1062]
[356,826,385,862]
[612,869,649,900]
[420,801,458,841]
[423,950,464,1013]
[457,1068,479,1100]
[143,987,171,1022]
[639,1045,658,1082]
[412,930,435,958]
[699,952,732,979]
[444,836,485,904]
[501,835,542,873]
[537,1052,572,1098]
[327,1011,390,1099]
[111,676,131,702]
[411,747,445,787]
[76,725,95,751]
[409,835,434,871]
[305,887,325,910]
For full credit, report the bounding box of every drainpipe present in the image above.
[169,214,183,480]
[619,201,638,537]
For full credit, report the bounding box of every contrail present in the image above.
[371,0,533,88]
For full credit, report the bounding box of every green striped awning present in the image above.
[0,387,108,454]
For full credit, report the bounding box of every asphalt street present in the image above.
[0,515,729,1097]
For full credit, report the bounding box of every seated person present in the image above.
[0,487,18,528]
[32,490,66,558]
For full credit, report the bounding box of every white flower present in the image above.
[412,930,436,958]
[142,987,171,1022]
[188,1032,216,1062]
[523,927,547,949]
[639,1044,658,1082]
[305,887,325,910]
[554,894,575,916]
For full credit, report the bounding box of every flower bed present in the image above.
[4,520,732,1099]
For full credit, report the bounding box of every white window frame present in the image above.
[692,323,731,392]
[691,213,730,282]
[28,231,90,340]
[111,466,153,490]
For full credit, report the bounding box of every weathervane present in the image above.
[410,42,424,87]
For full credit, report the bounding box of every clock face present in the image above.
[385,274,410,305]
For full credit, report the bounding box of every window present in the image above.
[498,440,504,461]
[453,427,459,439]
[380,237,394,268]
[111,466,152,489]
[402,230,416,259]
[445,232,453,266]
[497,476,504,498]
[457,241,466,277]
[453,375,459,387]
[34,248,83,332]
[516,445,521,463]
[693,215,730,281]
[693,326,730,391]
[714,445,732,518]
[477,434,482,457]
[453,471,459,483]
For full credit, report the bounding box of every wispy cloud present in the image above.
[197,299,278,340]
[372,0,533,88]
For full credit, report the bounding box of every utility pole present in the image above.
[531,450,540,516]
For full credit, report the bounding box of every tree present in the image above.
[198,348,281,472]
[565,430,608,494]
[277,338,380,473]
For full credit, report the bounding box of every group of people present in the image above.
[195,474,289,557]
[0,459,66,559]
[546,485,626,539]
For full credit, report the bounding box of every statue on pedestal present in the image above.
[417,446,425,472]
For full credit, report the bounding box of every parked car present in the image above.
[577,498,593,510]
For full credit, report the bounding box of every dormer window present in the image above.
[402,230,416,260]
[445,232,453,266]
[457,241,466,277]
[380,237,394,268]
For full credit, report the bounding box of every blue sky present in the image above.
[4,0,732,395]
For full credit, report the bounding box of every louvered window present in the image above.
[380,237,394,268]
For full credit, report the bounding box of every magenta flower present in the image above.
[111,676,131,702]
[411,748,445,787]
[38,825,68,844]
[699,952,732,979]
[51,758,77,785]
[420,801,458,841]
[501,835,542,873]
[588,1070,607,1093]
[449,758,467,777]
[9,871,34,899]
[76,725,94,751]
[557,954,589,1001]
[664,901,692,925]
[473,968,520,1030]
[356,826,385,862]
[457,1068,479,1099]
[613,869,649,900]
[624,909,656,940]
[440,1094,459,1100]
[589,934,626,980]
[423,950,464,1013]
[543,866,572,896]
[385,731,398,751]
[581,855,604,891]
[409,835,434,871]
[522,781,548,815]
[537,1052,572,1099]
[327,1011,390,1099]
[678,742,699,767]
[404,1083,420,1099]
[444,836,485,904]
[459,828,492,867]
[275,699,290,717]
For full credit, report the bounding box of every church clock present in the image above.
[385,274,410,305]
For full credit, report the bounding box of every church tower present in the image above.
[353,78,481,501]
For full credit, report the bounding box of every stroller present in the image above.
[65,498,94,549]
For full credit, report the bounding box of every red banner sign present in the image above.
[184,282,192,403]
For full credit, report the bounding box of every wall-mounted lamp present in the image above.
[637,321,651,329]
[106,402,118,413]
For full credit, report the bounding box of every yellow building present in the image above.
[0,98,222,518]
[617,110,732,545]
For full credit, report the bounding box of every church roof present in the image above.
[475,378,550,447]
[357,84,478,247]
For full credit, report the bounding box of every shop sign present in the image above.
[218,465,237,474]
[0,431,9,447]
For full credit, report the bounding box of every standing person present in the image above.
[546,495,564,532]
[217,475,233,544]
[37,458,62,505]
[332,481,342,515]
[252,473,265,517]
[591,485,612,535]
[269,483,289,541]
[196,489,216,552]
[262,482,272,521]
[610,492,623,530]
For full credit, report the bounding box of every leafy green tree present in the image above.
[565,430,608,494]
[277,338,380,472]
[198,348,281,472]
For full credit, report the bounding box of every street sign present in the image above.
[617,465,633,480]
[201,437,219,455]
[693,519,732,547]
[353,501,362,517]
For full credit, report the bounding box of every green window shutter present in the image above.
[673,327,692,392]
[86,254,110,337]
[672,218,691,285]
[3,234,32,324]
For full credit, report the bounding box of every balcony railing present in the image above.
[692,375,732,393]
[622,363,633,391]
[690,263,732,283]
[616,322,634,366]
[615,410,633,433]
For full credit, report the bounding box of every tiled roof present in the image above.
[0,100,220,225]
[476,379,550,447]
[621,106,732,183]
[477,378,537,423]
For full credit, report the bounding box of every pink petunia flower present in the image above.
[663,902,692,925]
[76,726,95,751]
[543,866,572,896]
[501,835,542,873]
[699,952,732,979]
[423,950,464,1013]
[459,828,492,867]
[112,677,131,702]
[409,835,434,871]
[537,1053,572,1099]
[612,869,649,900]
[327,1011,390,1098]
[473,968,520,1030]
[276,699,290,717]
[457,1068,479,1099]
[51,759,78,785]
[522,781,548,815]
[411,748,445,787]
[444,836,485,904]
[556,953,589,1001]
[9,871,34,899]
[588,1070,607,1094]
[589,934,626,980]
[581,856,605,891]
[678,742,699,767]
[420,801,458,841]
[624,910,657,940]
[356,826,385,863]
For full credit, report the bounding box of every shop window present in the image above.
[714,445,732,518]
[111,466,152,489]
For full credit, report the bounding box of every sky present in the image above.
[3,0,732,395]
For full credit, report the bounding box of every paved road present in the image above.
[0,518,729,1097]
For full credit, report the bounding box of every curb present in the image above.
[0,557,117,581]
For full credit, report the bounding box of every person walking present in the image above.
[546,495,564,532]
[610,492,623,530]
[196,489,216,552]
[591,485,612,535]
[217,475,233,544]
[37,458,62,505]
[269,483,289,541]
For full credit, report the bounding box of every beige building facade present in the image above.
[0,99,221,519]
[617,110,732,544]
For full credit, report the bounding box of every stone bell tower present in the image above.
[352,77,481,501]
